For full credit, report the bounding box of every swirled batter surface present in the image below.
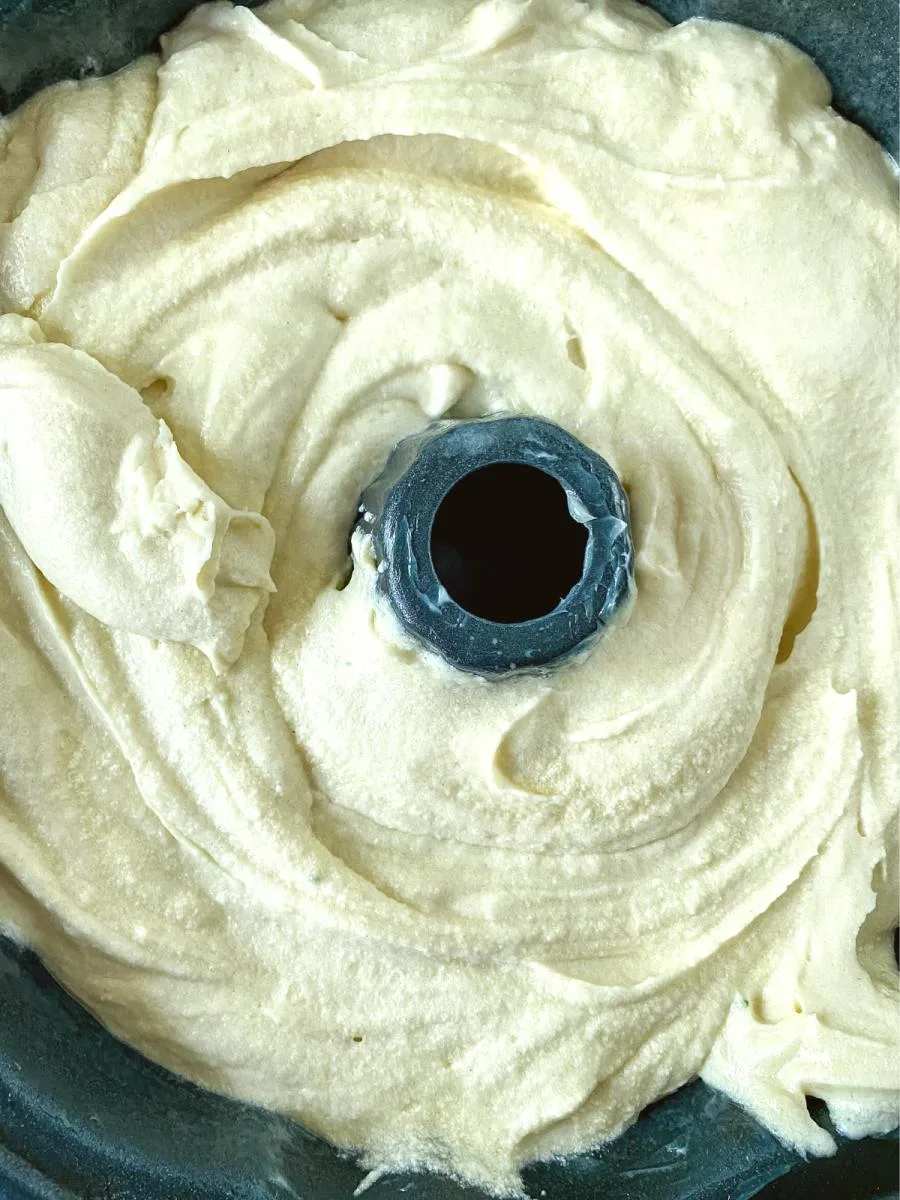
[0,1,898,1192]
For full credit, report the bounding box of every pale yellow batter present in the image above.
[0,0,897,1193]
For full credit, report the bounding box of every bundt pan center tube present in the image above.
[355,416,634,676]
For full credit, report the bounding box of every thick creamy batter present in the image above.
[0,0,898,1192]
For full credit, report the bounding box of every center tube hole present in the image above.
[429,463,588,624]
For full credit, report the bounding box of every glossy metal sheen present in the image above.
[0,2,897,1198]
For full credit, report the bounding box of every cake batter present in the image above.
[0,1,897,1192]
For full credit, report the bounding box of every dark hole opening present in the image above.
[429,463,588,624]
[805,1096,828,1124]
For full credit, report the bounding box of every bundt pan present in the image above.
[0,1,897,1197]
